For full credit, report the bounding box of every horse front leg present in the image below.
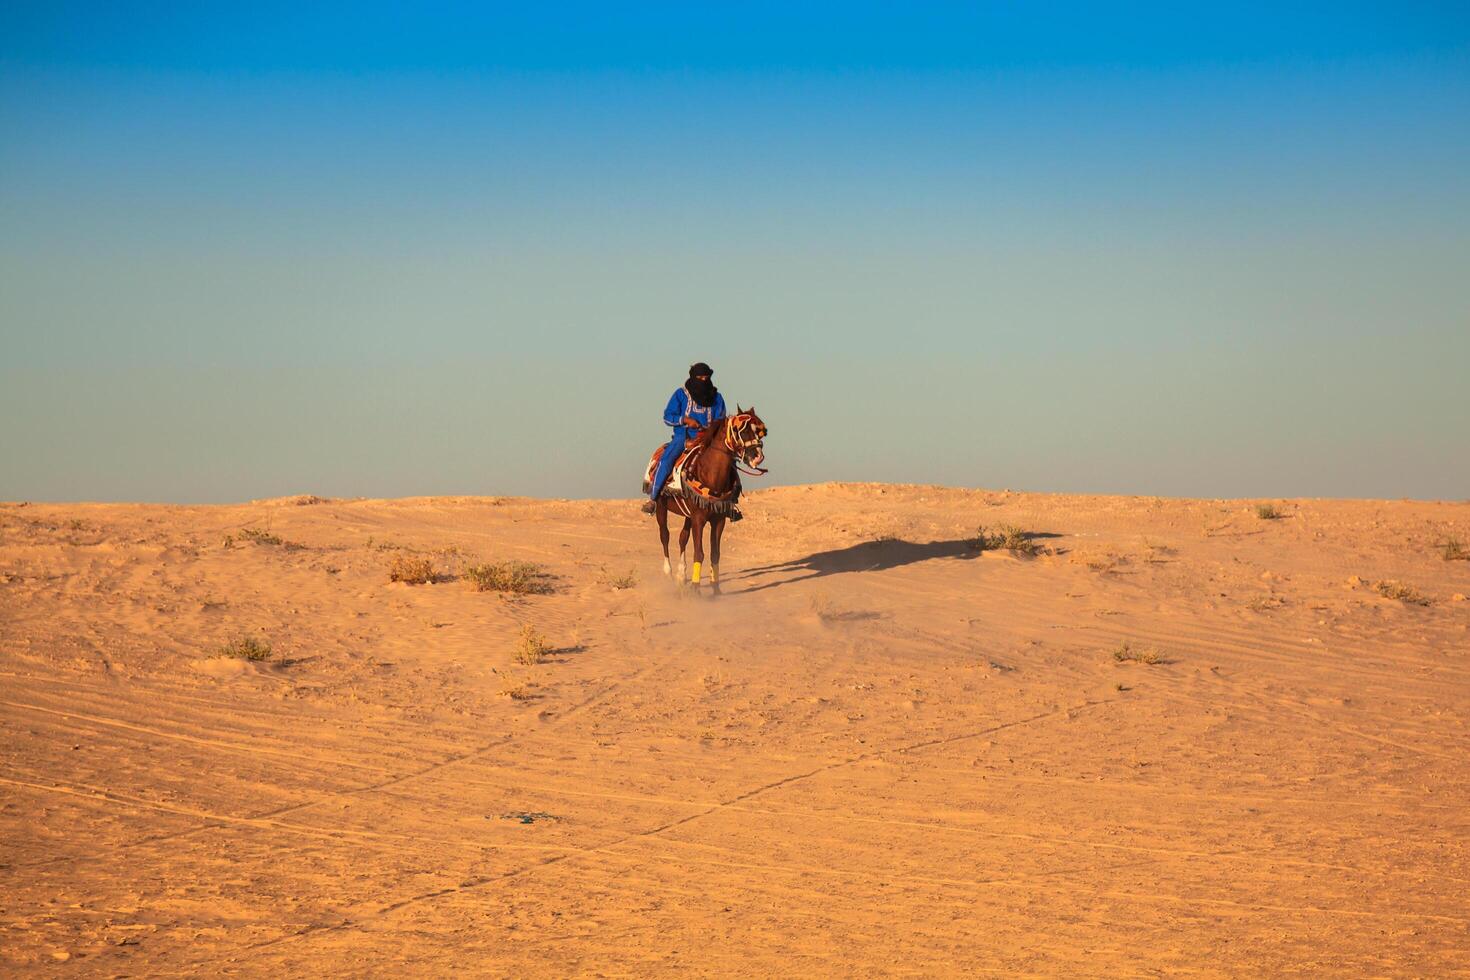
[657,501,672,577]
[677,518,692,580]
[709,516,725,595]
[689,512,707,591]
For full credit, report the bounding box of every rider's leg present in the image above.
[650,430,687,502]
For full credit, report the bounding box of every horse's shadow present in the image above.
[731,537,983,593]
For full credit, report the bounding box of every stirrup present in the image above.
[641,500,657,515]
[730,507,744,522]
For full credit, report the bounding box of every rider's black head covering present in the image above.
[686,363,718,408]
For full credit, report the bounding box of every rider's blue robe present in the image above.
[651,387,727,500]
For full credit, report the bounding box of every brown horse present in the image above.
[648,408,767,594]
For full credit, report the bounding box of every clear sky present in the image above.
[3,3,1467,502]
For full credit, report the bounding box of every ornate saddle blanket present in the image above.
[642,443,742,513]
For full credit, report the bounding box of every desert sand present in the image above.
[2,484,1467,975]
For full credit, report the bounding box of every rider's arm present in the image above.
[662,389,685,427]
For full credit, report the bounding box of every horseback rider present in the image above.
[643,362,726,515]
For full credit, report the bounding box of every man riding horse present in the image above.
[640,363,768,592]
[643,362,736,518]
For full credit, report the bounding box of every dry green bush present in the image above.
[1254,504,1284,520]
[1112,641,1161,665]
[1377,580,1430,606]
[604,568,638,590]
[514,624,549,665]
[1440,536,1468,561]
[465,561,548,594]
[237,526,306,549]
[389,555,437,585]
[217,635,273,661]
[974,524,1042,556]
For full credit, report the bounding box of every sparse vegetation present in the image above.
[500,683,536,700]
[1255,504,1284,520]
[1075,551,1127,573]
[603,567,638,590]
[808,593,879,624]
[1142,539,1175,563]
[1112,641,1161,665]
[236,526,306,549]
[465,560,549,595]
[1440,536,1468,562]
[389,555,437,585]
[514,624,549,665]
[217,635,273,662]
[1376,580,1430,606]
[974,524,1042,556]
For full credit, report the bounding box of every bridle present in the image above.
[718,412,768,476]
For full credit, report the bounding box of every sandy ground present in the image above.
[2,484,1468,976]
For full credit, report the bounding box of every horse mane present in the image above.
[692,416,728,450]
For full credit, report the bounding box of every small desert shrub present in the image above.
[974,524,1041,556]
[1254,504,1283,520]
[514,624,549,665]
[500,684,536,701]
[217,635,273,661]
[604,568,638,590]
[237,527,306,549]
[1376,580,1430,606]
[1112,641,1161,665]
[1440,536,1468,562]
[389,555,437,585]
[808,593,878,624]
[465,561,548,595]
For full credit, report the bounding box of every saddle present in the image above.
[642,443,742,512]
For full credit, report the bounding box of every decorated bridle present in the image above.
[721,408,768,476]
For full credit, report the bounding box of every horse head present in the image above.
[726,406,768,472]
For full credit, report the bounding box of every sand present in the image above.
[1,484,1467,975]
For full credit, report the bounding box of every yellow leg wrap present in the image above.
[691,561,701,583]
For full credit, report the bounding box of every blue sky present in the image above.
[3,3,1468,502]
